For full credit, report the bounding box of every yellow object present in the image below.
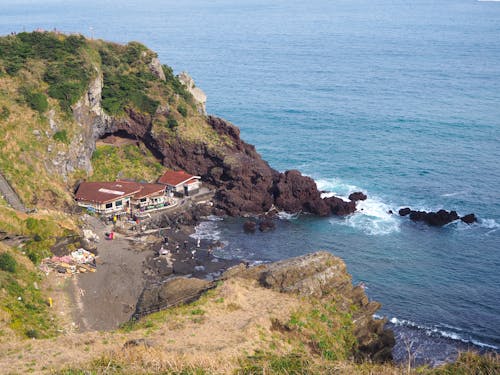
[48,297,53,308]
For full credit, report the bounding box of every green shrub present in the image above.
[0,32,91,112]
[167,117,178,130]
[178,104,187,117]
[53,130,69,144]
[26,328,40,339]
[0,252,17,272]
[25,92,48,113]
[0,105,10,120]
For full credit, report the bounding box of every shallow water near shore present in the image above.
[2,0,500,365]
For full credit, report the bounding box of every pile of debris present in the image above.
[40,248,97,275]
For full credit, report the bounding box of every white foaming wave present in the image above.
[479,218,500,230]
[315,177,356,201]
[389,317,499,350]
[190,221,221,241]
[315,177,400,236]
[277,211,300,220]
[203,215,224,222]
[342,197,400,236]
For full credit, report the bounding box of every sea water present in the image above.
[1,0,499,365]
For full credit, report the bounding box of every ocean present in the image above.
[1,0,499,365]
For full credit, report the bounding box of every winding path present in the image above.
[0,171,26,212]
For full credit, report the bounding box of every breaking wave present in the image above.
[190,221,222,242]
[316,177,400,235]
[388,316,499,350]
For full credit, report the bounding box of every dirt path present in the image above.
[0,172,26,212]
[68,216,153,331]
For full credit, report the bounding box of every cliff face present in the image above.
[71,58,355,217]
[0,32,356,216]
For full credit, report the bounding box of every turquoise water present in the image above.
[2,0,499,364]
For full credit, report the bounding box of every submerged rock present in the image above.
[258,219,275,232]
[243,220,257,233]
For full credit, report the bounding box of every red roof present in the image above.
[158,170,200,186]
[76,181,166,203]
[133,183,166,199]
[75,181,141,204]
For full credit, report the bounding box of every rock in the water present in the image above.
[461,213,477,224]
[243,220,257,233]
[398,207,411,216]
[258,219,275,232]
[324,195,356,216]
[348,191,367,202]
[405,208,460,226]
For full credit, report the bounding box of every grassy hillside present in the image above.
[0,31,225,211]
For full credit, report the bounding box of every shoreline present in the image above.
[67,209,238,331]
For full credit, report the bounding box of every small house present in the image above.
[128,182,170,211]
[158,170,201,196]
[76,180,171,215]
[75,181,141,214]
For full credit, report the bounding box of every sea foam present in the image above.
[388,316,499,350]
[316,177,400,235]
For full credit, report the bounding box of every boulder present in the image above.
[243,220,257,233]
[348,191,367,202]
[324,195,356,216]
[398,207,411,216]
[461,213,477,224]
[258,219,275,232]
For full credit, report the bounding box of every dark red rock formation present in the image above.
[243,220,257,233]
[398,207,411,216]
[140,115,356,217]
[461,213,477,224]
[258,219,276,232]
[348,191,367,202]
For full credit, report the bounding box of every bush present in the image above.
[26,92,48,113]
[167,117,178,130]
[178,104,188,117]
[0,252,17,272]
[0,105,10,120]
[53,130,69,144]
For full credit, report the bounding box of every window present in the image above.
[105,203,112,209]
[140,198,147,202]
[115,200,123,207]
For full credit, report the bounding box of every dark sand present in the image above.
[68,214,236,331]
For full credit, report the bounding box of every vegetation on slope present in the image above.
[90,143,164,182]
[0,243,58,339]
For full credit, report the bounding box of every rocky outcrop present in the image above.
[148,57,166,82]
[223,251,395,362]
[461,213,477,224]
[399,207,476,226]
[133,277,213,319]
[243,220,257,233]
[348,191,367,202]
[177,71,207,115]
[67,53,354,218]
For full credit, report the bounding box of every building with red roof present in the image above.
[157,170,201,196]
[75,180,171,215]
